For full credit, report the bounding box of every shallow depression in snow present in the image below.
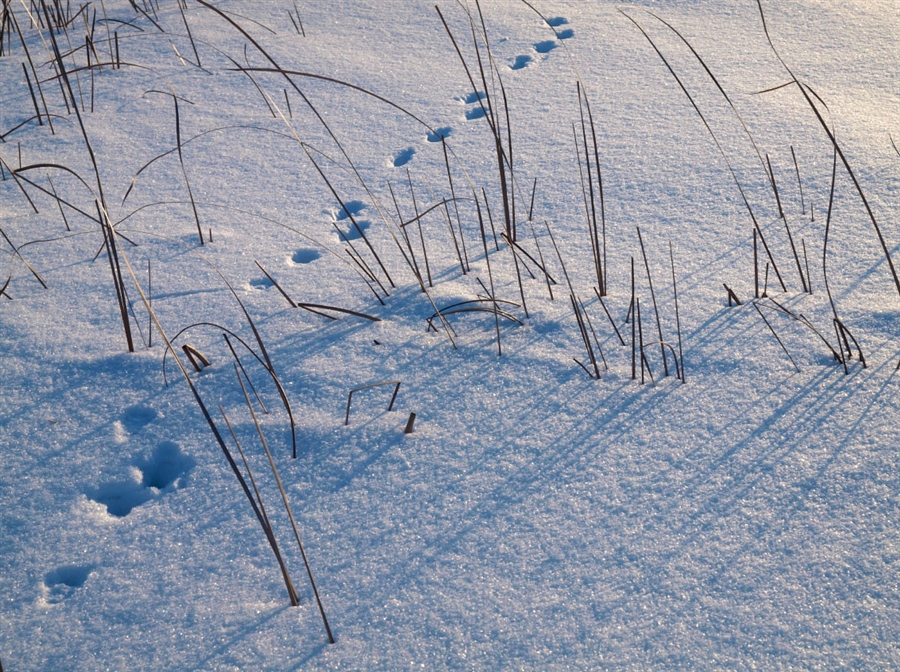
[87,442,195,517]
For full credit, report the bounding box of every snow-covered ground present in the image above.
[2,0,899,668]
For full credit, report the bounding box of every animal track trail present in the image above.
[457,91,488,122]
[87,441,195,518]
[507,17,573,71]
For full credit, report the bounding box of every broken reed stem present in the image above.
[181,342,208,370]
[345,381,401,425]
[724,283,742,306]
[0,217,47,285]
[763,296,841,362]
[0,155,38,212]
[235,369,335,644]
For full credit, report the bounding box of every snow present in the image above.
[2,0,899,668]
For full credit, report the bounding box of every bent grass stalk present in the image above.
[113,239,306,610]
[219,402,300,607]
[637,227,668,377]
[756,0,900,306]
[235,369,335,644]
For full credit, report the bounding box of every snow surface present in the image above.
[1,0,900,668]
